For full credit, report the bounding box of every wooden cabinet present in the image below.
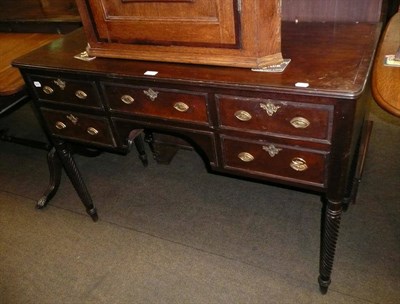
[75,0,283,68]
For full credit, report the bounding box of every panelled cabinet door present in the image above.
[88,0,239,48]
[76,0,283,68]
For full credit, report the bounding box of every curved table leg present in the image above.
[318,198,343,294]
[134,135,148,167]
[36,147,62,209]
[54,140,98,222]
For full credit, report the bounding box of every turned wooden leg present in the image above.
[54,140,98,222]
[318,198,342,294]
[36,147,62,209]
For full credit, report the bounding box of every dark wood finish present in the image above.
[36,148,62,209]
[75,0,283,68]
[13,20,381,292]
[282,0,383,22]
[52,139,98,221]
[372,12,400,117]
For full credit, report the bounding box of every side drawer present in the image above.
[102,82,209,124]
[216,95,333,141]
[221,136,328,186]
[29,75,102,109]
[41,108,116,147]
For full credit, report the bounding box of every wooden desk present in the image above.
[13,22,381,293]
[372,12,400,117]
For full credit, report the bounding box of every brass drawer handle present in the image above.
[238,152,255,162]
[234,110,252,121]
[75,90,87,100]
[290,117,310,129]
[173,102,189,112]
[290,157,308,171]
[43,86,54,95]
[143,88,159,101]
[55,121,66,130]
[121,95,135,104]
[87,127,99,136]
[260,100,281,116]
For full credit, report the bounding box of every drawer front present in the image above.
[102,83,208,124]
[41,109,116,147]
[217,95,332,141]
[29,75,102,108]
[221,137,327,186]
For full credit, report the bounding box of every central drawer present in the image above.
[221,136,328,187]
[102,83,209,125]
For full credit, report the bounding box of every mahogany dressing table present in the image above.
[13,21,381,293]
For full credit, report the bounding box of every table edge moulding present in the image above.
[12,20,381,294]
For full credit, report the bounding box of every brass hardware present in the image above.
[290,117,310,129]
[75,90,87,99]
[290,157,308,171]
[262,144,282,157]
[234,110,252,121]
[87,127,99,136]
[43,86,54,95]
[66,114,78,125]
[260,100,281,116]
[53,79,66,90]
[238,152,255,162]
[55,121,66,130]
[173,102,189,112]
[121,95,135,104]
[143,88,159,101]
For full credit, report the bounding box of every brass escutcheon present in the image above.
[260,100,281,116]
[173,102,189,112]
[238,152,255,162]
[43,86,54,95]
[87,127,99,136]
[290,157,308,171]
[66,114,78,125]
[53,79,66,90]
[262,144,282,157]
[55,121,66,130]
[143,88,159,101]
[290,117,310,129]
[75,90,87,99]
[121,94,135,104]
[234,110,252,121]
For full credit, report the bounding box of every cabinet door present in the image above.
[87,0,239,48]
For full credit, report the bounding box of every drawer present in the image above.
[29,75,102,109]
[216,95,333,141]
[102,83,209,124]
[221,137,328,186]
[41,109,116,147]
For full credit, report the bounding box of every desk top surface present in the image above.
[13,22,381,99]
[0,32,60,96]
[372,12,400,117]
